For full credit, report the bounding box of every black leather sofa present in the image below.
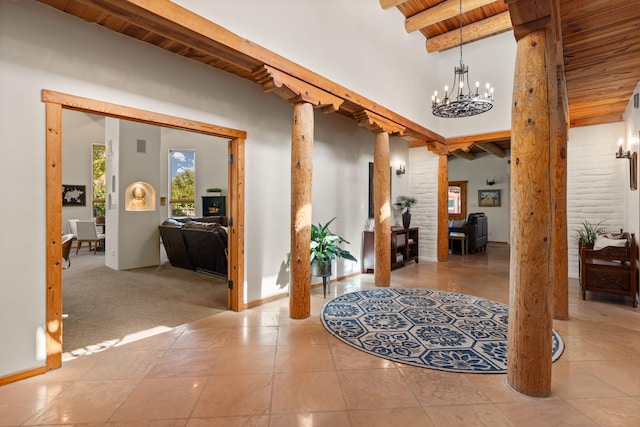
[449,213,488,253]
[159,216,228,277]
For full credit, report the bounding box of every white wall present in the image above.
[1,0,632,381]
[567,122,627,277]
[106,119,162,270]
[0,1,413,376]
[448,152,512,243]
[61,112,106,232]
[173,0,441,131]
[171,0,517,137]
[433,32,517,137]
[623,81,640,236]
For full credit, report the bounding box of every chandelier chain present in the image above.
[459,0,463,67]
[431,0,495,118]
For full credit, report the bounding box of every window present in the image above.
[169,150,195,216]
[92,144,106,217]
[448,181,467,221]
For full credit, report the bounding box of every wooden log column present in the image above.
[355,110,405,287]
[374,131,392,286]
[289,101,314,319]
[253,65,343,319]
[553,89,569,320]
[437,153,449,262]
[508,28,555,397]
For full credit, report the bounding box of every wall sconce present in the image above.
[616,138,638,190]
[616,138,631,159]
[486,178,495,186]
[396,162,406,175]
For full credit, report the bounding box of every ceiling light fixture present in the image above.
[431,0,494,118]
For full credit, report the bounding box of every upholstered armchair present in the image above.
[448,213,488,253]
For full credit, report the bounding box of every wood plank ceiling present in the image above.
[35,0,640,158]
[382,0,640,130]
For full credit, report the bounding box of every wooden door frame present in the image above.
[43,89,245,370]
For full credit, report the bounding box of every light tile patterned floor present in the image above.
[1,244,639,426]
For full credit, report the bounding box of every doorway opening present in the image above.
[43,89,246,371]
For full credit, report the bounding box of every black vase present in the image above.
[402,211,411,229]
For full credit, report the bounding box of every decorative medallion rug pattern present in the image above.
[321,288,564,373]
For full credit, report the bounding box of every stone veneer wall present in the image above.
[409,147,440,262]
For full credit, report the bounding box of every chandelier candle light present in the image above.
[432,0,494,118]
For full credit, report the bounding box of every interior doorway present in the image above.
[43,89,246,371]
[448,181,467,221]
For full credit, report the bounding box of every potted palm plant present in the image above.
[395,195,417,229]
[310,217,357,278]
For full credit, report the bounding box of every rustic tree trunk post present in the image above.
[553,92,569,320]
[374,131,391,287]
[289,101,314,319]
[508,27,555,397]
[438,153,449,262]
[252,66,343,319]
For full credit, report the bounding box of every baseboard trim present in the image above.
[0,365,47,386]
[243,272,361,309]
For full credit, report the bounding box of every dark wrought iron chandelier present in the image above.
[431,0,494,118]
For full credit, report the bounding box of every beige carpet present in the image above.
[61,245,228,357]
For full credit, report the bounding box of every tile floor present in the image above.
[1,244,639,426]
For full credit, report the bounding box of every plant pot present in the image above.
[311,260,331,277]
[402,212,411,229]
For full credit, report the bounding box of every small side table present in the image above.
[449,233,468,255]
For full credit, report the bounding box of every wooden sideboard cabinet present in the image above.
[362,227,419,273]
[579,233,638,307]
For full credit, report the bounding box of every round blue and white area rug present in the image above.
[321,288,564,374]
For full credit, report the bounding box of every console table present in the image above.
[362,227,419,272]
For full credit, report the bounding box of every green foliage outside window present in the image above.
[92,144,106,217]
[171,169,195,216]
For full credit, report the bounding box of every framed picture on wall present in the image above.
[478,189,501,207]
[62,184,86,206]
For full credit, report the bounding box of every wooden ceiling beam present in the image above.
[446,130,511,145]
[452,150,476,160]
[505,0,553,40]
[405,0,497,34]
[476,141,507,157]
[426,11,512,52]
[37,0,445,144]
[253,65,343,112]
[379,0,411,10]
[354,110,406,135]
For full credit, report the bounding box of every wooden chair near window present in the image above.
[95,215,105,233]
[75,220,106,254]
[67,219,79,240]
